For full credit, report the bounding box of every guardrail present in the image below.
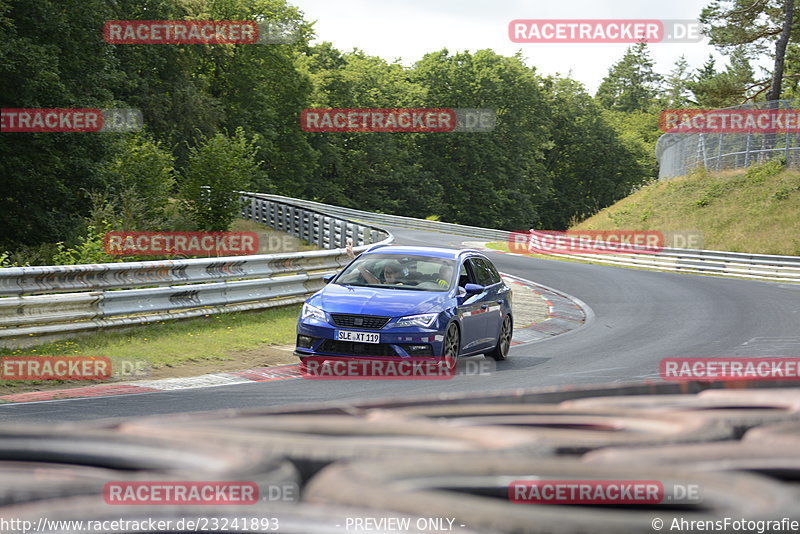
[0,195,392,346]
[246,193,512,240]
[2,192,797,347]
[252,194,800,283]
[520,232,800,283]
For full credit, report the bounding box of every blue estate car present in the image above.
[295,245,513,365]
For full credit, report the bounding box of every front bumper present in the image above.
[295,319,445,359]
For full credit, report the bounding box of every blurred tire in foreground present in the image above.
[305,455,794,534]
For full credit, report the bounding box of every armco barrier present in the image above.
[522,232,800,283]
[248,194,800,283]
[0,196,392,346]
[246,193,512,241]
[2,193,798,347]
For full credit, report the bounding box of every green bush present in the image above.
[52,225,122,266]
[97,135,177,231]
[178,128,262,231]
[745,158,785,183]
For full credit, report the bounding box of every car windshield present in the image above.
[336,253,457,291]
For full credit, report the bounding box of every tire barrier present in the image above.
[113,414,555,482]
[0,427,299,507]
[361,404,735,455]
[583,441,800,483]
[3,384,800,533]
[561,392,800,437]
[303,455,797,534]
[743,420,800,447]
[243,381,716,416]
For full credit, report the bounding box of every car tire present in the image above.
[485,315,512,361]
[442,322,460,371]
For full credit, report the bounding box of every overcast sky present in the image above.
[288,0,728,95]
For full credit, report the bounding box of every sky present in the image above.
[288,0,730,95]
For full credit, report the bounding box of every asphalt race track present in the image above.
[1,225,799,424]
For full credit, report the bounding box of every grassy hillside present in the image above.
[571,160,800,255]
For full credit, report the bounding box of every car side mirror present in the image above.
[463,283,485,295]
[322,274,336,284]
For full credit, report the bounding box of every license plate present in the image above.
[336,330,380,343]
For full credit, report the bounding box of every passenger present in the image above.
[436,264,454,289]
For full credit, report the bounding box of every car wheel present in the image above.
[442,322,460,370]
[486,315,512,361]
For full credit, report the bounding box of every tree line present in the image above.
[0,0,796,264]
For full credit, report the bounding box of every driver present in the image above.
[346,240,402,285]
[357,260,401,285]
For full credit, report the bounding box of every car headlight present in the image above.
[301,303,327,322]
[392,313,438,329]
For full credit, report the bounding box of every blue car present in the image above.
[295,245,513,366]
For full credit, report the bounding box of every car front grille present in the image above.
[319,340,397,357]
[330,314,390,330]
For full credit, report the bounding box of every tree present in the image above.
[688,47,756,106]
[595,43,663,112]
[0,0,125,251]
[540,78,650,229]
[413,50,553,229]
[663,55,693,107]
[178,128,261,231]
[700,0,798,102]
[784,43,800,98]
[298,46,438,218]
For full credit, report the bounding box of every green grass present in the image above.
[483,162,800,279]
[0,305,301,392]
[230,219,319,253]
[572,161,800,255]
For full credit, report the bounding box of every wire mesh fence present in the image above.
[656,99,800,179]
